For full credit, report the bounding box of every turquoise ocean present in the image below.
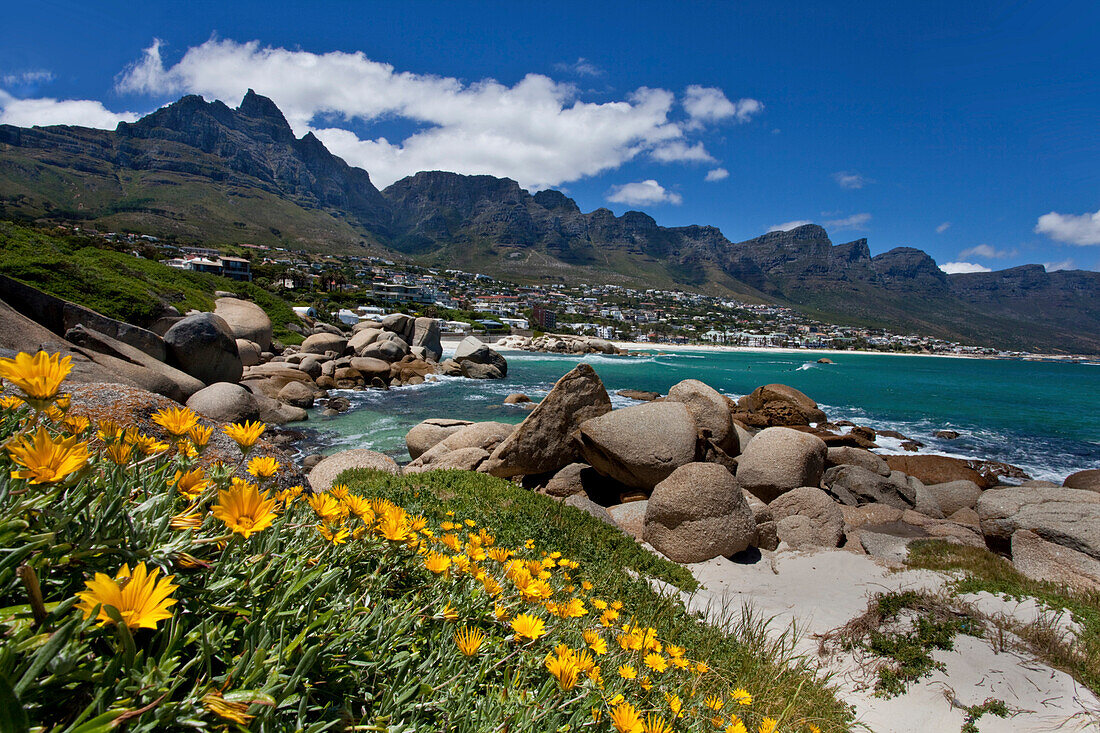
[304,349,1100,483]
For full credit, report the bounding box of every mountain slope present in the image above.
[0,91,1097,352]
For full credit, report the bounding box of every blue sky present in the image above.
[1,0,1098,272]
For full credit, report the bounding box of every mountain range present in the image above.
[1,90,1097,353]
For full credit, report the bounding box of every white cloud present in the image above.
[959,244,1016,260]
[704,167,729,182]
[936,221,951,233]
[682,85,763,127]
[1035,208,1100,246]
[106,38,760,190]
[1,70,54,86]
[553,57,603,77]
[649,140,714,163]
[1044,259,1075,272]
[606,179,682,206]
[768,220,813,232]
[0,89,139,129]
[940,261,991,274]
[832,170,870,189]
[824,212,871,230]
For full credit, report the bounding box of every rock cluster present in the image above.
[495,333,626,355]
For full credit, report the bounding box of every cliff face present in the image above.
[0,92,1097,352]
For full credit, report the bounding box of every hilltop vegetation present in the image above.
[0,221,304,344]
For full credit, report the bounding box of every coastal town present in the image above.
[105,230,1021,357]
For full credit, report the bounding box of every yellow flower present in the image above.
[592,598,608,610]
[222,420,265,452]
[618,664,637,681]
[610,701,644,733]
[103,441,134,466]
[151,406,200,437]
[96,419,123,442]
[170,505,205,531]
[0,351,71,407]
[131,433,169,455]
[670,656,690,670]
[518,578,553,603]
[481,575,503,596]
[545,651,581,691]
[639,675,652,692]
[275,484,304,505]
[75,561,177,630]
[705,695,724,711]
[806,724,821,733]
[342,494,373,521]
[694,661,710,675]
[318,524,349,544]
[510,613,546,641]
[584,629,608,655]
[7,426,89,484]
[488,547,511,563]
[644,653,668,673]
[202,690,254,726]
[329,483,350,499]
[424,551,452,576]
[307,493,343,523]
[186,423,213,448]
[725,718,748,733]
[378,511,410,542]
[439,602,459,622]
[454,625,485,656]
[665,693,683,717]
[758,718,778,733]
[246,455,280,479]
[643,714,671,733]
[62,414,90,434]
[210,481,277,538]
[0,395,26,411]
[176,441,198,460]
[494,602,509,622]
[731,688,752,706]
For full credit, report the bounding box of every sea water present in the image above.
[305,349,1100,483]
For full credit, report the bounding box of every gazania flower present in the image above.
[329,483,350,500]
[211,481,277,538]
[545,651,580,691]
[170,505,205,531]
[318,524,349,544]
[275,485,304,505]
[618,664,637,680]
[307,493,343,523]
[103,441,134,466]
[424,552,451,576]
[342,494,374,521]
[510,613,546,641]
[202,691,254,725]
[0,351,72,407]
[0,395,26,411]
[96,419,123,443]
[705,695,724,711]
[488,547,511,563]
[131,433,169,455]
[439,602,459,622]
[493,602,509,622]
[8,426,89,484]
[665,693,683,717]
[151,406,199,437]
[222,420,265,453]
[757,718,778,733]
[724,718,748,733]
[731,688,752,706]
[644,653,668,673]
[454,625,485,656]
[480,575,503,596]
[176,441,198,460]
[186,424,213,448]
[75,561,177,630]
[584,629,608,655]
[377,512,410,542]
[247,455,280,479]
[694,661,710,675]
[642,714,671,733]
[610,701,644,733]
[172,468,211,500]
[639,675,652,692]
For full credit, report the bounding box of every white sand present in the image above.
[665,547,1100,732]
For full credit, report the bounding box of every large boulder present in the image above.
[923,480,983,516]
[301,333,348,356]
[608,500,648,540]
[460,361,505,379]
[404,447,490,474]
[736,427,827,502]
[824,465,944,517]
[214,298,272,351]
[348,357,391,381]
[453,336,508,377]
[411,317,443,362]
[409,421,515,467]
[381,313,415,338]
[885,454,1030,490]
[575,401,698,490]
[163,313,243,385]
[348,328,383,355]
[1011,529,1100,593]
[666,379,738,454]
[308,449,401,491]
[405,418,474,459]
[643,463,756,563]
[1064,469,1100,493]
[825,446,890,477]
[186,382,261,423]
[483,364,612,478]
[63,323,204,402]
[739,383,827,425]
[977,486,1100,559]
[277,381,315,409]
[235,339,262,367]
[768,486,844,548]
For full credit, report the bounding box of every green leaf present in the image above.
[66,710,128,733]
[223,689,276,706]
[0,674,29,733]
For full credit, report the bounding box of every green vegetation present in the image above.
[959,698,1009,733]
[341,467,856,731]
[907,540,1100,695]
[0,221,304,344]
